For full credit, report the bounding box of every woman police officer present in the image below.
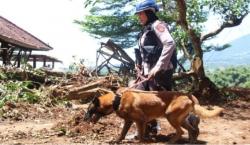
[133,0,177,137]
[134,0,177,91]
[133,0,199,139]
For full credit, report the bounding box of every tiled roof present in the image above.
[0,16,53,51]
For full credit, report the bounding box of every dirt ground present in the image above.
[0,98,249,145]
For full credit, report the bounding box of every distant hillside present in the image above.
[204,34,250,69]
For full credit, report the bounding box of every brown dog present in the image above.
[84,89,223,143]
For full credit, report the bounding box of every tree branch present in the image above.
[176,0,203,58]
[172,70,195,80]
[175,0,205,79]
[180,40,192,61]
[201,13,248,42]
[176,0,188,30]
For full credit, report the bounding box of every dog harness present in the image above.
[112,94,121,111]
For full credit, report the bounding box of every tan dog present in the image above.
[84,89,223,143]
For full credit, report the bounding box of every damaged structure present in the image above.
[95,39,135,76]
[0,16,61,69]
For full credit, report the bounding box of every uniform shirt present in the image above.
[140,20,176,75]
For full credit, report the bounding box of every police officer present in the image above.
[133,0,177,137]
[134,0,177,92]
[133,0,199,139]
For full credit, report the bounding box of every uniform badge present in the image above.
[156,23,165,32]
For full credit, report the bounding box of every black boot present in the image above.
[134,120,158,140]
[146,119,158,137]
[182,113,200,143]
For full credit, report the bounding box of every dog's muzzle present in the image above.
[84,110,105,123]
[84,111,92,121]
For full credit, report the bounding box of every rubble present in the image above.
[0,64,124,108]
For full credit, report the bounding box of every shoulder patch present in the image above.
[156,23,165,32]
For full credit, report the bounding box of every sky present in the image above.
[1,0,250,70]
[0,0,98,70]
[204,14,250,45]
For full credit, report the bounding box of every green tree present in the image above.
[79,0,250,99]
[175,0,249,99]
[207,66,250,88]
[75,0,140,47]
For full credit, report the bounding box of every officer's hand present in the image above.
[148,68,159,80]
[135,65,141,72]
[147,73,154,80]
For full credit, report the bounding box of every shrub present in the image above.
[0,81,40,108]
[207,66,250,88]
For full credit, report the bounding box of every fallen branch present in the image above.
[172,70,195,80]
[65,88,112,100]
[69,79,108,93]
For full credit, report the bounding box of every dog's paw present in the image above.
[138,137,153,143]
[189,127,199,144]
[168,135,180,144]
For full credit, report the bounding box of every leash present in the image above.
[128,66,149,89]
[128,77,148,89]
[128,73,148,89]
[117,78,148,95]
[119,72,149,94]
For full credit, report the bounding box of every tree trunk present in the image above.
[176,0,222,102]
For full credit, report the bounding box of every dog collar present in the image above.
[112,94,121,111]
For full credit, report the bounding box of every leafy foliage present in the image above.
[0,71,7,80]
[0,81,41,108]
[75,0,140,48]
[78,0,249,58]
[207,66,250,88]
[186,0,208,31]
[205,0,249,21]
[77,0,179,48]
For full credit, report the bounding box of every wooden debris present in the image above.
[1,61,122,103]
[51,76,119,102]
[65,88,112,100]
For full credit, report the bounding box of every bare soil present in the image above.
[0,99,249,144]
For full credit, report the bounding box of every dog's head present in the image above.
[84,92,116,123]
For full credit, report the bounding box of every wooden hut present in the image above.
[0,16,61,68]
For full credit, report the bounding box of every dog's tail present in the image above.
[194,104,224,118]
